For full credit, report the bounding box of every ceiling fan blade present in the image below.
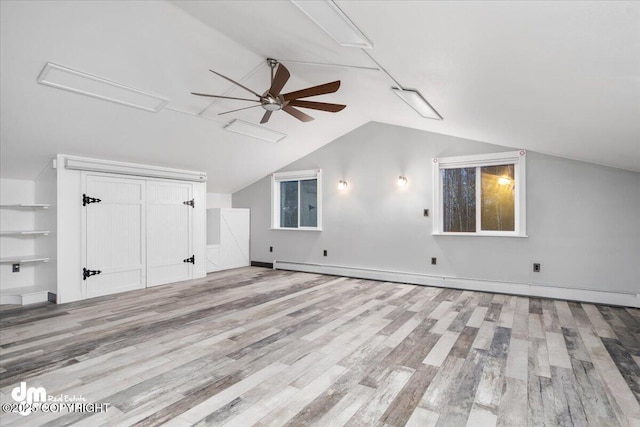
[209,69,262,98]
[191,92,261,102]
[288,100,346,112]
[269,63,291,97]
[282,81,341,101]
[218,104,264,115]
[260,111,273,124]
[283,105,314,122]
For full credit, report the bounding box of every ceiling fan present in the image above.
[191,58,346,124]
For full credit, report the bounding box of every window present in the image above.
[271,169,322,230]
[433,150,526,237]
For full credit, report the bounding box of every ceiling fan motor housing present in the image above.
[261,94,283,111]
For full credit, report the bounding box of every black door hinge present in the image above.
[183,255,195,264]
[83,267,102,280]
[83,194,102,206]
[183,199,195,208]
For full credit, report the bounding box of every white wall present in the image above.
[207,193,232,209]
[0,178,35,290]
[207,209,221,245]
[34,161,57,294]
[56,157,83,303]
[233,122,640,303]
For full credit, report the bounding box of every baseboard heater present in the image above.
[251,261,274,269]
[273,260,639,308]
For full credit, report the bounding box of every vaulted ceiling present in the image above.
[1,1,638,192]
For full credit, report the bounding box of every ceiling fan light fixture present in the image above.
[291,0,373,49]
[223,119,286,143]
[391,87,443,120]
[262,99,282,111]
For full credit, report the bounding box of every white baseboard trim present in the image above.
[273,261,639,308]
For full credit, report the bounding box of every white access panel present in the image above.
[84,175,146,298]
[206,208,249,273]
[212,208,251,271]
[219,208,250,270]
[146,180,193,287]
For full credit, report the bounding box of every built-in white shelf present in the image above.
[0,204,50,209]
[0,230,50,236]
[0,285,53,305]
[0,256,51,264]
[0,197,55,305]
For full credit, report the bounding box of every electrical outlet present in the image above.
[533,263,541,272]
[431,257,437,265]
[423,209,429,217]
[269,246,273,253]
[323,250,327,257]
[12,263,20,273]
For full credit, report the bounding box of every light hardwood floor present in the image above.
[1,267,639,426]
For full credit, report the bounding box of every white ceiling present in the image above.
[1,1,638,192]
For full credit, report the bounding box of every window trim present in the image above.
[433,150,527,237]
[271,169,322,231]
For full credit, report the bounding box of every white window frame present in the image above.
[433,150,527,237]
[271,169,322,231]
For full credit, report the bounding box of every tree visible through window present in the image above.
[442,168,476,232]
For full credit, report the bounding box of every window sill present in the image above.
[432,232,527,238]
[270,227,323,232]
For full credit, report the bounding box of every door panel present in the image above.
[146,181,193,286]
[219,208,250,270]
[84,175,145,298]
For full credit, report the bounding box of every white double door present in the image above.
[146,179,193,287]
[83,174,193,298]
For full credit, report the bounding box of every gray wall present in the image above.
[233,122,640,294]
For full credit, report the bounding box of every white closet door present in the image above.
[84,175,146,298]
[146,180,193,287]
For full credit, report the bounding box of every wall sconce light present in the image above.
[498,176,512,185]
[397,176,408,186]
[338,180,348,190]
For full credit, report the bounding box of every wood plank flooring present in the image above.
[0,267,638,426]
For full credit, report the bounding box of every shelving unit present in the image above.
[0,256,51,264]
[1,201,54,305]
[0,204,50,209]
[0,230,50,236]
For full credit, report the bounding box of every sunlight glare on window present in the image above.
[481,165,515,231]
